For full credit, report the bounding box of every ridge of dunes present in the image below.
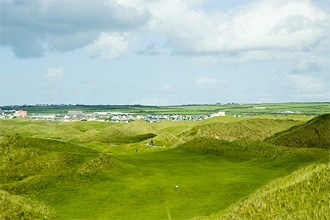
[267,114,330,149]
[184,118,303,142]
[199,162,330,220]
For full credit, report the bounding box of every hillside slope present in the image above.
[183,118,302,142]
[177,137,328,164]
[0,120,196,147]
[0,134,128,218]
[0,189,55,219]
[267,114,330,149]
[0,134,127,183]
[200,162,330,220]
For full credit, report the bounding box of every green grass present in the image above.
[267,114,330,149]
[0,114,329,219]
[178,137,328,164]
[185,118,304,142]
[0,189,55,219]
[44,149,321,220]
[0,119,199,151]
[201,162,330,220]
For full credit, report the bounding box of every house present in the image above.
[14,109,28,118]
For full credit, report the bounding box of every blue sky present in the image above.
[1,0,329,106]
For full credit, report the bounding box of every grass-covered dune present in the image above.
[0,119,198,148]
[0,134,130,219]
[184,118,304,142]
[0,115,329,219]
[200,163,330,220]
[178,137,328,164]
[267,114,330,149]
[0,189,55,219]
[0,134,127,183]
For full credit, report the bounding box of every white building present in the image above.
[210,111,226,117]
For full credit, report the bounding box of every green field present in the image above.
[0,113,329,219]
[2,102,330,115]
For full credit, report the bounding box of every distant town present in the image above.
[1,102,326,123]
[0,109,226,123]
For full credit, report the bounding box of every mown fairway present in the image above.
[0,114,329,219]
[53,150,298,219]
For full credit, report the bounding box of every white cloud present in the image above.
[285,74,326,94]
[2,0,329,64]
[44,67,65,81]
[0,0,148,58]
[194,77,227,90]
[87,32,135,60]
[147,0,330,62]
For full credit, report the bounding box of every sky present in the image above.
[0,0,329,106]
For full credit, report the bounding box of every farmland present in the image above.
[0,112,329,219]
[2,102,330,115]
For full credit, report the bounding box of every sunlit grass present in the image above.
[0,114,329,219]
[201,163,330,220]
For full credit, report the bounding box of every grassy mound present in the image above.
[201,162,330,219]
[267,114,330,149]
[0,134,125,194]
[0,189,55,219]
[85,126,156,144]
[0,134,96,182]
[185,118,302,142]
[177,137,329,165]
[0,120,179,146]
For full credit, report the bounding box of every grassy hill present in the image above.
[184,118,303,142]
[0,189,55,219]
[0,119,197,148]
[177,137,328,166]
[0,134,130,219]
[267,114,330,149]
[200,162,330,220]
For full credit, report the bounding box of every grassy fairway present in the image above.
[36,144,325,220]
[52,150,288,219]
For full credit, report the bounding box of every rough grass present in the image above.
[200,162,330,220]
[0,189,55,219]
[185,118,303,142]
[0,134,123,188]
[267,114,330,149]
[178,137,329,164]
[0,119,196,147]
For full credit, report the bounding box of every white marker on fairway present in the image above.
[176,185,179,188]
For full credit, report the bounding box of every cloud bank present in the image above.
[1,0,329,63]
[0,0,148,58]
